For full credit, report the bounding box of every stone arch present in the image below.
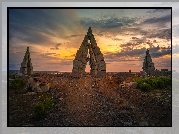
[72,27,106,78]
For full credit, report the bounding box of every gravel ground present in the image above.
[33,76,171,126]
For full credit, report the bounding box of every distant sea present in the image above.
[9,70,20,73]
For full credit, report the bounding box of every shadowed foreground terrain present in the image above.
[9,75,171,126]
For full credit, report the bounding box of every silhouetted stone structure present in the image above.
[142,49,155,75]
[72,27,106,77]
[20,47,33,75]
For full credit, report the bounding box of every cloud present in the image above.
[8,9,172,71]
[104,45,171,64]
[39,53,59,60]
[147,9,171,13]
[132,37,139,40]
[104,47,146,62]
[80,17,137,29]
[150,48,171,58]
[50,43,62,50]
[9,24,53,45]
[64,34,83,39]
[148,28,171,40]
[119,38,155,50]
[9,9,81,46]
[141,14,171,27]
[153,40,157,43]
[9,9,62,44]
[44,53,56,55]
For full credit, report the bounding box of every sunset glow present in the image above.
[9,8,171,72]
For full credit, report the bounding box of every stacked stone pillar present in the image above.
[20,47,33,75]
[142,49,155,76]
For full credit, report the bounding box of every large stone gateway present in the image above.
[20,47,33,75]
[72,27,106,78]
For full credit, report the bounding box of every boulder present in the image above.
[27,77,50,93]
[129,82,138,89]
[121,82,138,89]
[39,82,50,92]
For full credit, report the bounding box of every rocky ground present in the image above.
[8,75,171,126]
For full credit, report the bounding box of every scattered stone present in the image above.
[27,77,50,93]
[129,82,138,89]
[120,82,138,89]
[59,98,63,101]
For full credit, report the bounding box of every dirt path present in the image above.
[35,77,171,126]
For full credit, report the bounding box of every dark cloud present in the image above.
[39,53,59,60]
[147,9,171,13]
[104,45,171,64]
[111,37,123,41]
[44,53,56,55]
[8,9,172,71]
[9,24,53,45]
[135,14,171,40]
[146,40,155,48]
[121,42,136,48]
[119,38,147,49]
[9,9,63,43]
[132,37,139,40]
[155,60,171,68]
[153,40,157,43]
[104,47,146,61]
[151,48,171,58]
[65,34,82,39]
[147,28,171,40]
[80,17,137,29]
[9,9,80,45]
[127,27,171,41]
[50,43,62,50]
[97,14,171,40]
[141,14,171,26]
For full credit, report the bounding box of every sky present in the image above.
[9,8,172,72]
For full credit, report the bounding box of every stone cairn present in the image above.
[20,47,33,75]
[142,49,155,76]
[72,27,106,78]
